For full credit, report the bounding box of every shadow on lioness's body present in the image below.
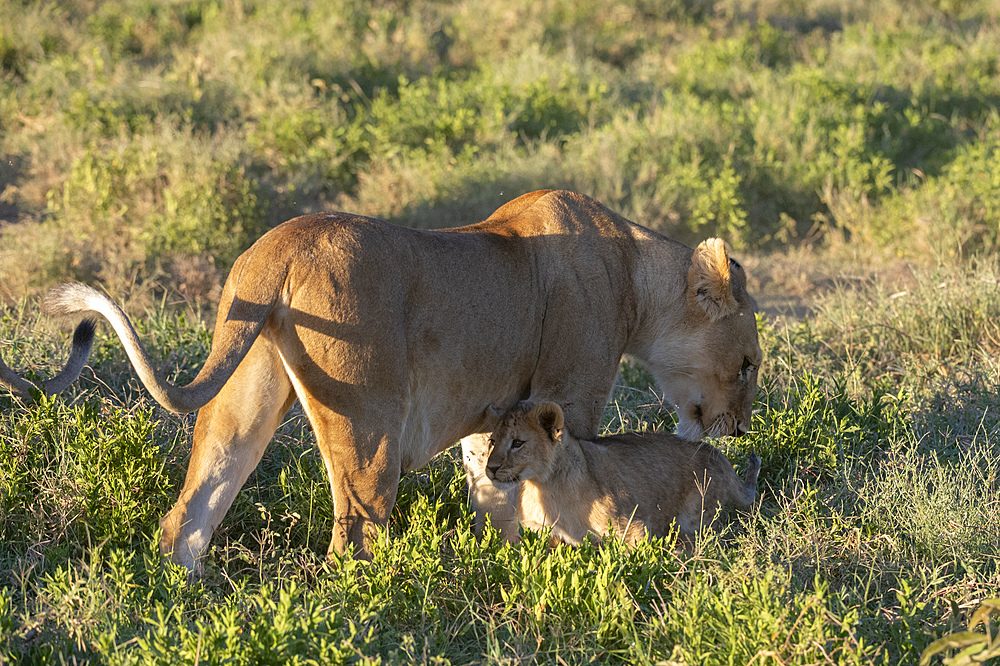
[485,402,761,545]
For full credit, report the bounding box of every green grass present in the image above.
[4,0,1000,301]
[1,262,998,664]
[2,0,1000,662]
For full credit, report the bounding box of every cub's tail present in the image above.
[738,452,761,506]
[42,240,289,413]
[1,319,96,399]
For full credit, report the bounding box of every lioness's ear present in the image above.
[687,238,739,321]
[530,402,564,443]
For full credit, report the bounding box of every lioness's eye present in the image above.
[740,357,755,379]
[511,439,525,450]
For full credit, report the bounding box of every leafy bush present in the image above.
[0,396,175,551]
[33,128,268,293]
[844,114,1000,258]
[563,96,754,246]
[921,599,1000,666]
[246,99,368,203]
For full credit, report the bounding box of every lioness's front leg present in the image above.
[160,336,294,573]
[462,433,518,541]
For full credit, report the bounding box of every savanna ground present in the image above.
[1,0,999,663]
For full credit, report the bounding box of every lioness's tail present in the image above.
[1,319,96,399]
[42,253,286,413]
[737,452,761,506]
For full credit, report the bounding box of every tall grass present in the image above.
[3,0,1000,301]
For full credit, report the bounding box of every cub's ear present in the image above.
[530,402,564,443]
[687,238,739,322]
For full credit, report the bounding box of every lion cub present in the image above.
[485,402,761,545]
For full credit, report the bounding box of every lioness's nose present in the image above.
[734,420,748,437]
[486,463,500,479]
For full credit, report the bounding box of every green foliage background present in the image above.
[2,0,1000,300]
[1,0,999,664]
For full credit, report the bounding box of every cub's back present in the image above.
[589,431,718,472]
[577,430,750,537]
[581,431,734,500]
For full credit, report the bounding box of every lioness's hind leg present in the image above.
[298,403,402,561]
[462,433,518,541]
[160,336,294,574]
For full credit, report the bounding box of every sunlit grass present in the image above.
[2,0,1000,662]
[2,262,998,663]
[4,0,1000,303]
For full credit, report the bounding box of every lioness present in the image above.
[41,190,760,573]
[1,320,95,399]
[485,401,761,545]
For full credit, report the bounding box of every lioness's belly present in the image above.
[396,380,502,473]
[398,395,435,472]
[397,394,456,472]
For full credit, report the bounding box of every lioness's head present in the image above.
[648,238,762,441]
[485,402,565,489]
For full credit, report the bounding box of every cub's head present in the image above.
[485,402,565,489]
[650,238,762,441]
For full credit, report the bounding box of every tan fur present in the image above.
[688,238,739,322]
[485,402,761,545]
[39,190,760,573]
[1,320,95,399]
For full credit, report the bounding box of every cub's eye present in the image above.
[511,439,525,450]
[487,438,495,448]
[739,357,756,379]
